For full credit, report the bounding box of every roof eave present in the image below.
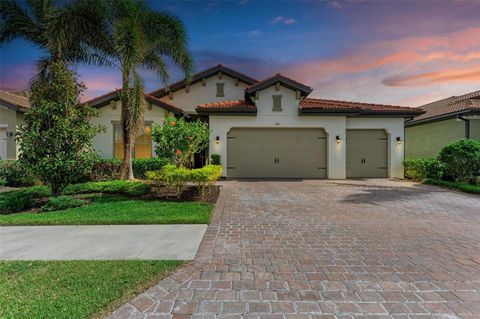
[406,109,480,127]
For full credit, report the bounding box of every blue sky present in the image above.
[1,0,479,106]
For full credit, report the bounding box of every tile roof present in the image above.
[245,74,312,96]
[149,64,258,97]
[300,98,424,115]
[196,100,257,114]
[407,90,480,124]
[84,90,185,115]
[0,90,30,112]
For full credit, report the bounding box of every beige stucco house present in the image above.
[0,90,29,160]
[142,65,422,179]
[405,90,480,159]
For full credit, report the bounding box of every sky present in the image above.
[0,0,479,107]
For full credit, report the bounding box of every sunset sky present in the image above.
[1,0,479,106]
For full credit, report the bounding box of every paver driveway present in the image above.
[110,179,480,319]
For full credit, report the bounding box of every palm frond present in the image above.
[0,0,42,45]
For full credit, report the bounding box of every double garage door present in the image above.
[226,128,388,178]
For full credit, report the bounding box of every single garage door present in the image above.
[227,128,327,178]
[346,129,388,178]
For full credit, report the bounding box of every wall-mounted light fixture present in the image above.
[336,135,341,144]
[215,136,220,144]
[396,136,402,145]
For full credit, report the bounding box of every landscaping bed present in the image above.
[0,260,183,319]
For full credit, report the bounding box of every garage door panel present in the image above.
[346,129,388,178]
[227,128,327,178]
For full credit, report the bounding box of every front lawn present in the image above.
[0,195,213,226]
[0,260,183,319]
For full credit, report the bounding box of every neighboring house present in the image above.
[0,90,29,160]
[405,90,480,159]
[147,65,423,179]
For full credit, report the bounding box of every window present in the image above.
[114,124,152,159]
[216,83,225,97]
[272,95,282,111]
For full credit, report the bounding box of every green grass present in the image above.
[0,195,213,226]
[0,260,183,319]
[423,178,480,195]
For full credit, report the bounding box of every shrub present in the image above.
[0,186,51,215]
[152,116,209,166]
[41,195,86,212]
[146,164,222,198]
[132,158,169,179]
[0,161,36,187]
[89,158,121,181]
[88,158,168,181]
[0,178,5,187]
[159,164,190,198]
[63,180,150,197]
[17,61,102,195]
[210,154,221,165]
[403,158,444,181]
[438,139,480,182]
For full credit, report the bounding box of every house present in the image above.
[144,65,422,179]
[0,90,29,160]
[405,90,480,159]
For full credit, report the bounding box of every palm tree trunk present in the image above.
[120,71,134,180]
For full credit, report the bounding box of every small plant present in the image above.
[41,196,86,212]
[210,154,221,165]
[438,140,480,183]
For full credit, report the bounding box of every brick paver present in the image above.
[108,179,480,318]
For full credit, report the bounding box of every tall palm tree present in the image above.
[97,0,192,180]
[0,0,109,80]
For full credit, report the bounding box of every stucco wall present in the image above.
[470,119,480,140]
[0,105,20,159]
[90,101,168,158]
[208,85,405,179]
[159,75,248,114]
[405,119,465,159]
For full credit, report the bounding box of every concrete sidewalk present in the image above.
[0,225,207,260]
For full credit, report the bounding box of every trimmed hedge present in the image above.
[88,158,169,181]
[146,165,223,198]
[0,161,36,187]
[423,179,480,195]
[403,158,444,181]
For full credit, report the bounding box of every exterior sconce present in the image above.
[396,136,402,145]
[215,136,220,144]
[336,135,341,144]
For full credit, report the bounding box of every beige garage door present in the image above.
[227,128,327,178]
[346,129,388,178]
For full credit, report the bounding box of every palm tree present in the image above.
[97,0,192,180]
[0,0,109,80]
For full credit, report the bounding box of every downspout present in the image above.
[457,115,470,139]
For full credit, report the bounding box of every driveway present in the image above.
[0,225,207,260]
[110,179,480,318]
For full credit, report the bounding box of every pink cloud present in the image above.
[382,68,480,87]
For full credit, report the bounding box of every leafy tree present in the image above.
[17,62,101,195]
[152,116,209,167]
[438,139,480,183]
[94,0,192,179]
[0,0,109,80]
